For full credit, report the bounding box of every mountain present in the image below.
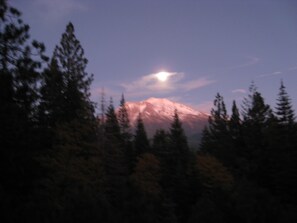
[124,97,209,148]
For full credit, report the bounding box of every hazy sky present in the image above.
[12,0,297,113]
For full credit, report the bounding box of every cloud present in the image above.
[181,78,216,91]
[121,71,215,97]
[257,71,282,78]
[122,71,184,93]
[232,89,247,94]
[32,0,88,21]
[288,66,297,71]
[230,56,260,69]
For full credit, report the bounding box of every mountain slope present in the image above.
[124,97,209,147]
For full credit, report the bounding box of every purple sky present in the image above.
[12,0,297,114]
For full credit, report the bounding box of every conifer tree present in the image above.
[0,0,46,167]
[170,109,189,152]
[275,80,295,126]
[152,129,170,157]
[118,94,132,142]
[52,22,94,122]
[0,1,47,220]
[241,83,274,181]
[167,110,191,222]
[229,100,241,134]
[105,98,121,141]
[200,93,229,157]
[134,113,150,155]
[209,93,229,136]
[37,23,101,220]
[39,58,65,128]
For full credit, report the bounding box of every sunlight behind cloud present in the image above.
[121,71,214,98]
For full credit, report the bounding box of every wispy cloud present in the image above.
[181,78,215,91]
[121,71,215,97]
[122,71,184,93]
[32,0,88,21]
[257,71,282,78]
[288,66,297,71]
[232,89,247,94]
[230,56,260,70]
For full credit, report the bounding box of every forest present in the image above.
[1,1,297,222]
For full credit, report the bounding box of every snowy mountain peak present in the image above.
[124,97,208,128]
[122,97,209,146]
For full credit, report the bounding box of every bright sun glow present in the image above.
[156,71,170,82]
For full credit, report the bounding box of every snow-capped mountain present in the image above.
[124,97,209,146]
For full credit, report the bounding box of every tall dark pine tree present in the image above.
[228,100,244,172]
[241,82,274,182]
[39,58,65,128]
[166,110,191,222]
[274,81,297,200]
[275,80,295,126]
[118,94,132,142]
[105,98,121,141]
[200,93,229,158]
[134,113,150,155]
[53,22,94,122]
[37,23,102,220]
[170,109,189,152]
[152,129,170,157]
[103,98,129,217]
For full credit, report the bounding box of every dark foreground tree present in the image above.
[134,113,150,155]
[0,1,47,220]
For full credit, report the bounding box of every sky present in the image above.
[12,0,297,114]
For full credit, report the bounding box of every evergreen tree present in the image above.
[52,22,94,122]
[209,93,229,136]
[275,80,295,126]
[36,22,101,221]
[200,93,230,159]
[273,81,297,201]
[241,83,274,182]
[170,109,189,152]
[105,98,121,141]
[152,129,170,158]
[39,58,65,128]
[0,1,48,220]
[0,0,46,178]
[228,101,246,172]
[229,100,241,136]
[134,113,150,155]
[118,93,132,142]
[168,110,191,222]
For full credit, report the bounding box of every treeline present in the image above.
[1,1,297,222]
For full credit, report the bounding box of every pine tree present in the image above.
[39,58,65,128]
[152,129,170,157]
[227,100,245,173]
[241,83,275,181]
[118,94,132,142]
[134,113,150,155]
[275,80,295,126]
[52,22,94,122]
[0,1,48,220]
[273,81,297,200]
[200,93,230,158]
[209,93,229,136]
[37,23,101,221]
[105,98,121,141]
[170,109,189,152]
[229,100,241,135]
